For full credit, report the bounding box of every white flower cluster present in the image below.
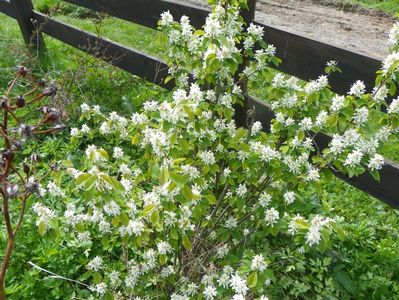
[305,215,333,246]
[388,22,399,48]
[32,202,56,229]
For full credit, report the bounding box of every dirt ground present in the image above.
[174,0,396,60]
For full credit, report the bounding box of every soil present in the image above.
[173,0,396,60]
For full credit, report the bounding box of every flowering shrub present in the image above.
[29,1,399,299]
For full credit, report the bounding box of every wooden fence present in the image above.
[1,0,398,208]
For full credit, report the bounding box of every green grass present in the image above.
[0,11,169,113]
[323,0,399,15]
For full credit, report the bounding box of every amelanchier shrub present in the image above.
[0,67,64,299]
[31,1,399,299]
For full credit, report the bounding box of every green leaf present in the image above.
[97,149,109,160]
[38,221,46,236]
[159,254,167,265]
[370,169,380,182]
[232,128,247,141]
[140,204,155,217]
[182,234,192,250]
[150,163,160,179]
[264,269,276,281]
[160,167,169,185]
[335,271,356,294]
[173,158,186,164]
[170,172,188,187]
[76,173,92,186]
[205,194,217,205]
[181,185,193,202]
[247,271,258,288]
[151,210,160,226]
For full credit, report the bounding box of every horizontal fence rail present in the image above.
[0,0,398,208]
[0,0,14,18]
[64,0,384,97]
[34,12,173,89]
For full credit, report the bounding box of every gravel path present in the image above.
[173,0,396,59]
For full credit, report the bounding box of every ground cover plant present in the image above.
[1,0,399,299]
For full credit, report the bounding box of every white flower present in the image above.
[124,220,145,236]
[231,295,245,300]
[161,265,175,278]
[99,220,110,234]
[382,52,399,74]
[353,107,369,125]
[259,192,272,207]
[368,153,385,171]
[225,216,238,229]
[251,121,262,135]
[265,44,276,56]
[288,214,306,235]
[70,128,79,137]
[326,60,338,68]
[80,124,90,134]
[159,10,174,26]
[99,122,110,135]
[387,97,399,114]
[113,146,124,159]
[247,23,264,40]
[203,285,217,300]
[348,80,366,97]
[236,184,247,197]
[80,103,90,112]
[344,150,363,167]
[284,191,296,205]
[182,165,200,180]
[47,181,65,197]
[306,226,321,246]
[223,167,231,177]
[330,134,345,155]
[119,163,131,175]
[299,117,313,130]
[103,201,121,216]
[388,22,399,47]
[216,244,230,258]
[32,203,56,229]
[229,274,249,295]
[265,207,279,226]
[331,95,345,112]
[157,241,172,254]
[121,178,132,193]
[87,256,103,271]
[109,270,121,288]
[307,167,320,181]
[251,254,268,272]
[199,151,216,165]
[94,282,107,295]
[77,231,91,243]
[143,101,158,112]
[204,18,222,38]
[372,85,388,103]
[315,111,328,127]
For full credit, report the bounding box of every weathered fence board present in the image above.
[0,0,15,18]
[34,11,173,89]
[63,0,383,97]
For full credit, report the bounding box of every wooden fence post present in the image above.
[234,0,257,128]
[10,0,45,53]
